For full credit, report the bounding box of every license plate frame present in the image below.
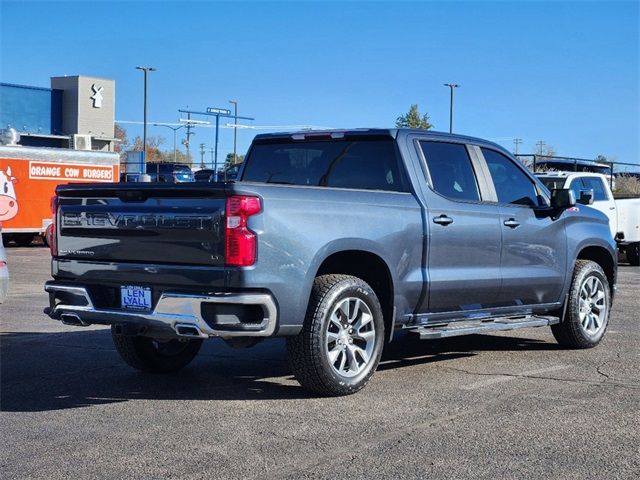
[120,285,152,311]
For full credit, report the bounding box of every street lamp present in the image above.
[443,83,459,134]
[136,66,157,169]
[153,123,185,162]
[229,100,238,162]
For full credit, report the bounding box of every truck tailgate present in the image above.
[55,183,226,266]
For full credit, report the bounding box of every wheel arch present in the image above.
[312,248,395,340]
[576,245,616,295]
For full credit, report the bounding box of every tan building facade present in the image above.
[50,75,116,151]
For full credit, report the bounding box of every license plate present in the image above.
[120,285,152,311]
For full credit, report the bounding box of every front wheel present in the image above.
[287,274,385,396]
[111,327,203,373]
[551,260,611,348]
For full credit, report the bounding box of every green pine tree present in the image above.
[395,104,433,129]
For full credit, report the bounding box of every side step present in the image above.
[408,315,560,340]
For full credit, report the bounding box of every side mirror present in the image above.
[578,189,594,205]
[550,189,576,209]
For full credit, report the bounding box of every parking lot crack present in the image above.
[596,362,610,380]
[442,365,640,390]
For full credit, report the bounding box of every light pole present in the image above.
[153,123,185,162]
[136,66,156,169]
[229,100,238,162]
[443,83,459,133]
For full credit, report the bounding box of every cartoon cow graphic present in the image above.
[0,166,19,222]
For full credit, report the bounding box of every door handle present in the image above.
[609,207,616,210]
[503,218,520,228]
[433,215,453,226]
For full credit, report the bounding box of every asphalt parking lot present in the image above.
[1,247,638,479]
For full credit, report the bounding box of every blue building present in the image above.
[0,76,116,151]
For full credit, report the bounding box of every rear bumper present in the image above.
[44,282,278,339]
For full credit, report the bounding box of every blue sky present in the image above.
[1,0,638,166]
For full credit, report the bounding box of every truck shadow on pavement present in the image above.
[0,329,561,412]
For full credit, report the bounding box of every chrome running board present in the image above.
[408,315,559,340]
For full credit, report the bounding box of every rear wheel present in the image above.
[111,327,203,373]
[287,274,385,396]
[626,243,639,266]
[551,260,611,348]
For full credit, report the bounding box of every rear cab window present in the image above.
[241,139,408,192]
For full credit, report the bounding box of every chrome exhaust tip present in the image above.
[60,313,91,327]
[174,323,205,338]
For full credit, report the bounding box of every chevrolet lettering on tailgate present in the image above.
[61,212,217,230]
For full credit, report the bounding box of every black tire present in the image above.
[626,243,639,266]
[551,260,611,349]
[286,274,385,396]
[111,327,203,373]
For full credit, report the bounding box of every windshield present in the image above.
[539,177,566,191]
[242,140,407,192]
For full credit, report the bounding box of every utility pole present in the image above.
[135,66,156,171]
[513,138,523,155]
[199,143,206,169]
[184,112,195,163]
[443,83,459,133]
[229,100,238,162]
[536,140,546,155]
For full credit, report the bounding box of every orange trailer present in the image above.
[0,145,119,246]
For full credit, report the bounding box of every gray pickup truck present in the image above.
[45,129,617,395]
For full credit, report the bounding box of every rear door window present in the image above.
[418,141,480,201]
[242,140,408,192]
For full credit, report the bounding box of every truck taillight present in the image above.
[48,195,58,256]
[225,195,261,267]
